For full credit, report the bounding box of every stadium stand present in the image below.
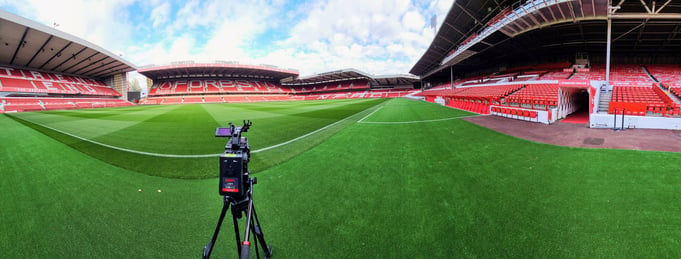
[143,76,417,105]
[0,66,132,113]
[538,71,573,80]
[505,84,559,109]
[416,84,526,114]
[647,65,681,88]
[0,12,134,114]
[148,79,292,96]
[421,61,681,120]
[0,67,121,96]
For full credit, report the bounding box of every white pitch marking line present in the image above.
[357,103,384,123]
[11,101,385,158]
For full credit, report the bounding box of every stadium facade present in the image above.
[138,63,420,104]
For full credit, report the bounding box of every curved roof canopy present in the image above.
[282,68,419,86]
[0,10,136,78]
[137,62,300,81]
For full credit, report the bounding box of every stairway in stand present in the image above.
[598,90,611,114]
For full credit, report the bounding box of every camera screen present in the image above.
[215,127,232,137]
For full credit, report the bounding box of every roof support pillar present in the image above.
[606,12,612,84]
[450,66,454,89]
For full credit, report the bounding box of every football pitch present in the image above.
[2,98,681,258]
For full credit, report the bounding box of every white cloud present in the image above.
[150,2,170,29]
[402,11,425,31]
[1,0,137,65]
[273,0,447,75]
[0,0,457,76]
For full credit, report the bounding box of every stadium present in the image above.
[2,1,681,258]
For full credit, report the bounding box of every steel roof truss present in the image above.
[64,52,99,72]
[592,0,597,16]
[634,20,649,49]
[535,5,550,22]
[10,27,28,65]
[615,0,626,9]
[26,35,52,67]
[40,42,71,69]
[613,22,645,42]
[455,2,482,25]
[526,11,543,29]
[638,0,652,13]
[567,1,577,22]
[556,3,568,20]
[655,0,672,14]
[52,46,87,71]
[73,55,107,74]
[546,0,558,20]
[93,63,127,78]
[82,60,117,76]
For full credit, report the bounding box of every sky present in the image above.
[0,0,453,80]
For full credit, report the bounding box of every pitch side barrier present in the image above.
[590,113,681,130]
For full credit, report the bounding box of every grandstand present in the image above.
[411,0,681,130]
[140,65,420,104]
[0,10,135,113]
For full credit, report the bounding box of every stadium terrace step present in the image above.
[598,91,611,114]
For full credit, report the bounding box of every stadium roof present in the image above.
[411,0,681,78]
[281,68,420,86]
[0,10,136,79]
[137,62,300,81]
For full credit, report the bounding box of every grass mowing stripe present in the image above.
[254,103,681,258]
[8,100,386,158]
[7,115,217,158]
[358,114,485,124]
[253,102,385,153]
[6,99,388,178]
[4,99,681,258]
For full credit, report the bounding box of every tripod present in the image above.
[203,177,272,259]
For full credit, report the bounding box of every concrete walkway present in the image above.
[464,115,681,153]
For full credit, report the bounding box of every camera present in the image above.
[206,120,272,259]
[215,120,252,198]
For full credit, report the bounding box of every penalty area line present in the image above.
[253,101,385,153]
[357,103,385,123]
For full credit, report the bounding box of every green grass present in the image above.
[3,98,681,258]
[9,98,387,178]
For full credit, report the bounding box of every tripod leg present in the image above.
[239,196,255,259]
[251,204,273,258]
[232,205,243,258]
[203,198,230,259]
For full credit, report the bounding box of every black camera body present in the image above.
[216,120,252,198]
